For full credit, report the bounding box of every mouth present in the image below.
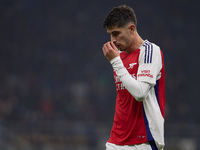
[116,44,121,50]
[113,42,119,47]
[113,42,122,50]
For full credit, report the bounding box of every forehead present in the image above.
[107,26,123,34]
[106,24,130,34]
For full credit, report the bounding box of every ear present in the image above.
[129,24,136,32]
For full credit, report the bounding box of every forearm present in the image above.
[110,56,150,101]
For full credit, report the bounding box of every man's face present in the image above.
[107,25,133,51]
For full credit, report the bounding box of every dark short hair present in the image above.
[103,5,137,29]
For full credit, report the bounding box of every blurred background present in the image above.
[0,0,200,150]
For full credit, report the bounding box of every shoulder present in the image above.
[140,40,161,55]
[139,40,161,64]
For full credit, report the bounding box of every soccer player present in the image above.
[102,5,165,150]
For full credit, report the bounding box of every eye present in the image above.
[112,31,120,37]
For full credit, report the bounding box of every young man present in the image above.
[102,5,165,150]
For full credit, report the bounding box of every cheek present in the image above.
[118,35,127,43]
[121,36,131,46]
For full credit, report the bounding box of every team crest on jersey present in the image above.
[127,63,137,69]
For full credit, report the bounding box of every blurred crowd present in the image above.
[0,0,199,150]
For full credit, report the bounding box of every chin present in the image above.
[117,46,124,51]
[119,48,126,51]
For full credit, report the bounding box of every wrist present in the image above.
[110,56,121,64]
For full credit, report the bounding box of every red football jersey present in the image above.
[108,40,165,148]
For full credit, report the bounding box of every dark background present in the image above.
[0,0,200,150]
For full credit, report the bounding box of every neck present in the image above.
[125,32,144,54]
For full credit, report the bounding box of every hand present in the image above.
[102,41,120,62]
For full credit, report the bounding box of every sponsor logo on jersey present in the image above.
[115,74,136,90]
[138,70,153,78]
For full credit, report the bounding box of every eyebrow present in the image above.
[110,31,120,36]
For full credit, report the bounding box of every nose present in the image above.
[111,36,116,43]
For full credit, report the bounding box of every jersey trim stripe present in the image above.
[147,44,150,63]
[149,140,159,150]
[154,80,160,107]
[142,106,154,141]
[150,44,153,63]
[143,41,153,64]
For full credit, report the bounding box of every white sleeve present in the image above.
[110,56,150,101]
[137,43,162,86]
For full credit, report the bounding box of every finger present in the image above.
[103,43,109,51]
[105,41,114,50]
[103,42,109,48]
[110,41,118,51]
[102,44,108,56]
